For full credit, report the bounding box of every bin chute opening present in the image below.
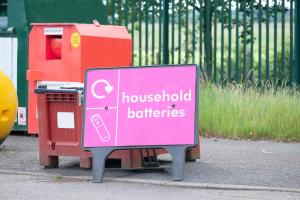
[46,35,62,60]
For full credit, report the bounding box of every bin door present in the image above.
[0,36,17,90]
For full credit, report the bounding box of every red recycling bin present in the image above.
[36,88,91,168]
[27,23,132,134]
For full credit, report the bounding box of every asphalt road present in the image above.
[0,135,299,189]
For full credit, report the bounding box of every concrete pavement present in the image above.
[0,135,299,199]
[0,172,299,200]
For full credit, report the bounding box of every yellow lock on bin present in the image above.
[0,70,18,145]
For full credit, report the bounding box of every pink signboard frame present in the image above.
[82,64,199,182]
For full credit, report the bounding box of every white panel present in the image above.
[0,37,13,77]
[12,38,18,90]
[0,37,17,90]
[57,112,75,129]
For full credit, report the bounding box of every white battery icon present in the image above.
[90,113,111,142]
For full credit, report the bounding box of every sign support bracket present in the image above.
[90,145,190,183]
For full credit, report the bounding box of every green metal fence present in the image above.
[105,0,297,85]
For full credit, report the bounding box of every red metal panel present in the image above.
[47,93,78,143]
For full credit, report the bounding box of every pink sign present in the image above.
[83,65,198,147]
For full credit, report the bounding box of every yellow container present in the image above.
[0,70,18,145]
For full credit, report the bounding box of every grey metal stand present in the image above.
[164,146,188,181]
[91,148,115,183]
[90,145,189,183]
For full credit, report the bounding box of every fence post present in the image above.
[205,0,211,79]
[163,0,169,64]
[296,0,300,84]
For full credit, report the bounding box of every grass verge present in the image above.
[199,83,300,141]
